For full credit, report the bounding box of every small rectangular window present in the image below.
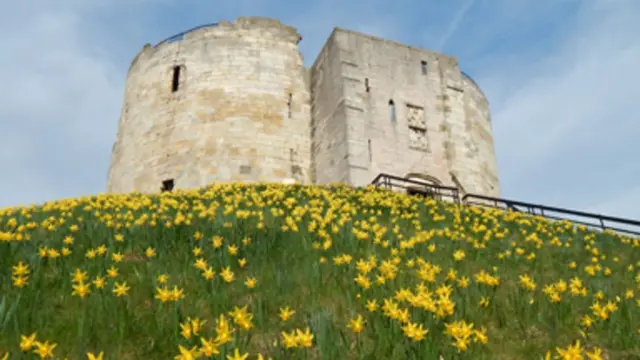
[171,66,181,92]
[421,60,428,75]
[161,179,174,192]
[388,100,396,122]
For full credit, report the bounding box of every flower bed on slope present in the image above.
[0,183,639,359]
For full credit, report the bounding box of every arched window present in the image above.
[388,99,396,122]
[405,173,442,200]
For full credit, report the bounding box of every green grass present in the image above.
[0,183,639,360]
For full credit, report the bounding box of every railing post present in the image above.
[371,173,640,238]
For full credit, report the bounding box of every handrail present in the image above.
[370,173,640,237]
[462,193,640,236]
[371,173,458,192]
[371,173,460,204]
[155,23,219,47]
[460,71,482,92]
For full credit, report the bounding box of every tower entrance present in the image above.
[405,173,443,200]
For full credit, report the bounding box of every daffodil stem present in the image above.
[77,302,85,349]
[117,300,125,354]
[172,302,180,342]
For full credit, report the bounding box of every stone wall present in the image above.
[107,17,312,194]
[461,73,501,197]
[107,18,501,198]
[307,28,500,195]
[309,31,350,185]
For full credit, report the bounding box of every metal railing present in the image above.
[370,173,640,237]
[462,193,640,236]
[371,173,461,205]
[155,23,219,46]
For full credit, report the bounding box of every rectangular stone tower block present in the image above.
[308,28,499,196]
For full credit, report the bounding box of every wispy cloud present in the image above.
[0,2,125,206]
[476,1,640,218]
[436,0,475,52]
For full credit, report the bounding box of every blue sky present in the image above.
[1,0,639,221]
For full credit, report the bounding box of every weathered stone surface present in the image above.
[107,17,311,194]
[107,17,500,198]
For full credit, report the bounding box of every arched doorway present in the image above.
[404,173,443,199]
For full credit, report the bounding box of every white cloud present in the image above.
[436,0,475,52]
[0,2,125,207]
[585,184,640,220]
[476,1,640,219]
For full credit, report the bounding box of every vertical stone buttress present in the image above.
[309,31,350,185]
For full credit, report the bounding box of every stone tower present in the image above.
[107,17,312,193]
[107,16,501,198]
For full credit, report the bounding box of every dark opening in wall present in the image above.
[407,186,436,199]
[161,179,174,192]
[388,100,396,122]
[171,66,181,92]
[287,93,292,118]
[421,60,428,75]
[365,78,370,92]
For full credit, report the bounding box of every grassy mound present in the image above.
[0,183,639,360]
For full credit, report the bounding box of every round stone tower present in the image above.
[107,17,312,194]
[456,72,501,197]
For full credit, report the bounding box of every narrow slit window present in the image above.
[171,66,181,92]
[287,93,292,118]
[161,179,174,192]
[421,60,428,75]
[365,78,370,93]
[368,139,372,163]
[388,100,396,122]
